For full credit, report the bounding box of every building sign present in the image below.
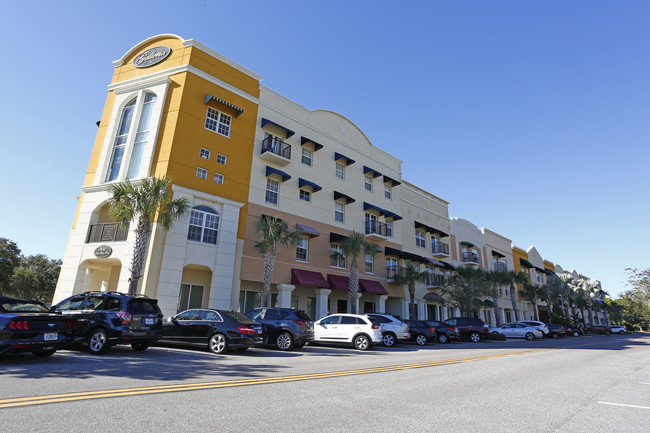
[133,46,172,68]
[94,245,113,258]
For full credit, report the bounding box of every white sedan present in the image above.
[610,325,627,334]
[490,323,544,340]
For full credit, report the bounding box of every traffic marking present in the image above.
[598,402,650,410]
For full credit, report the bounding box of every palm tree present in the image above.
[252,216,302,307]
[519,282,545,321]
[555,273,576,320]
[109,176,190,295]
[331,231,379,314]
[393,261,428,319]
[578,279,600,327]
[490,270,528,321]
[442,266,494,317]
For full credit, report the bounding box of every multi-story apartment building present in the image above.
[482,228,516,325]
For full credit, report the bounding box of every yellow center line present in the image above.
[0,348,551,409]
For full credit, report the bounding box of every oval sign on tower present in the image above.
[133,46,172,68]
[94,245,113,258]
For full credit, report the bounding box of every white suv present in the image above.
[313,314,383,350]
[518,321,549,337]
[365,313,410,347]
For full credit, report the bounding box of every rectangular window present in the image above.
[205,107,232,137]
[178,284,204,313]
[335,162,345,180]
[299,189,311,202]
[291,295,299,309]
[384,185,392,199]
[386,220,393,237]
[415,229,426,248]
[213,173,224,184]
[265,178,279,205]
[365,254,374,274]
[301,147,313,166]
[196,167,208,179]
[200,148,211,159]
[306,296,316,320]
[331,243,346,268]
[364,175,373,191]
[335,202,345,223]
[216,154,227,164]
[239,291,261,313]
[296,237,308,262]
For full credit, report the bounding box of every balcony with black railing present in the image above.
[260,136,291,166]
[365,219,388,240]
[462,252,480,265]
[86,223,129,243]
[425,273,446,287]
[495,263,508,271]
[431,242,449,257]
[387,266,405,282]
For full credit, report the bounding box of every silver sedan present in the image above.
[489,323,544,340]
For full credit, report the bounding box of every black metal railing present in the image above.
[462,252,480,264]
[86,223,129,243]
[425,274,446,287]
[261,136,291,159]
[387,266,406,280]
[431,242,449,255]
[495,263,508,271]
[365,219,388,237]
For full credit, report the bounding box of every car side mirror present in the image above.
[167,317,176,323]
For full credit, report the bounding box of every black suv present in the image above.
[445,317,490,342]
[403,320,436,345]
[244,307,314,350]
[52,291,163,354]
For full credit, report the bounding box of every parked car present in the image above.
[425,320,461,343]
[244,307,314,350]
[445,317,490,342]
[1,296,75,357]
[518,320,549,337]
[563,324,584,337]
[52,291,163,354]
[610,325,627,335]
[489,323,543,340]
[313,314,382,350]
[588,325,612,334]
[160,308,262,354]
[403,320,436,345]
[546,323,567,338]
[365,313,410,347]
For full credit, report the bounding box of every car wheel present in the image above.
[88,329,110,354]
[415,334,428,346]
[525,332,535,341]
[573,331,579,337]
[552,332,559,339]
[32,348,57,357]
[438,334,449,344]
[275,332,293,351]
[470,332,481,343]
[208,333,228,354]
[131,342,149,351]
[382,332,396,347]
[354,334,371,350]
[620,330,626,335]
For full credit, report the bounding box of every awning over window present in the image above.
[334,152,355,166]
[427,258,446,267]
[327,274,350,291]
[491,250,506,258]
[359,279,388,295]
[384,210,403,221]
[439,261,456,270]
[291,269,328,288]
[300,136,323,151]
[265,166,291,182]
[415,221,448,237]
[363,202,385,215]
[423,292,444,302]
[204,94,244,117]
[384,246,404,258]
[544,268,555,276]
[334,191,355,204]
[383,175,401,186]
[261,118,295,139]
[330,232,348,243]
[363,166,382,178]
[460,241,475,247]
[296,223,320,237]
[403,252,429,264]
[298,178,322,192]
[519,258,535,269]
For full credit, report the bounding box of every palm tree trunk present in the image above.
[509,283,519,321]
[409,283,416,319]
[563,298,571,321]
[588,301,595,326]
[128,215,151,295]
[349,260,359,314]
[262,253,274,307]
[532,301,539,321]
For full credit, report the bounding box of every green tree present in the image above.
[9,255,61,302]
[441,266,495,316]
[109,177,189,295]
[253,216,302,307]
[519,282,545,321]
[331,231,379,314]
[0,238,21,293]
[489,270,528,321]
[577,279,600,327]
[617,290,650,331]
[393,261,428,319]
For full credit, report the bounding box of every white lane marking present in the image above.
[598,402,650,410]
[640,383,650,385]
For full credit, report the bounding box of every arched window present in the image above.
[187,206,219,245]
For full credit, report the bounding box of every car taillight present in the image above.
[67,320,76,329]
[238,326,255,334]
[116,312,131,325]
[292,320,307,326]
[428,328,435,332]
[8,321,29,330]
[451,327,458,333]
[372,324,380,329]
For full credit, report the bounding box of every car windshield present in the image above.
[127,299,161,315]
[1,300,49,313]
[223,311,254,324]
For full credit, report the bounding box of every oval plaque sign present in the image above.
[94,245,113,258]
[133,46,172,68]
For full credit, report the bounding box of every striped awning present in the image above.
[261,118,295,139]
[204,94,244,117]
[298,178,322,192]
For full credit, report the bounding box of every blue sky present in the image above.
[1,1,648,298]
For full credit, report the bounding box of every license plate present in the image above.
[44,333,57,341]
[144,318,155,325]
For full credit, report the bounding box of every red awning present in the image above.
[359,279,388,295]
[291,269,329,288]
[423,292,444,302]
[327,274,350,291]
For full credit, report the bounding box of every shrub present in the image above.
[487,332,507,341]
[594,329,610,336]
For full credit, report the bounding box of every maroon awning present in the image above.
[423,292,444,302]
[359,279,388,295]
[291,269,329,288]
[327,274,350,291]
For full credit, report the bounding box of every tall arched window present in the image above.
[187,206,220,245]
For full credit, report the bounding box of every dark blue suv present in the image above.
[244,307,314,350]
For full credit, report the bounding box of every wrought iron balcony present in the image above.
[495,263,508,271]
[86,223,129,243]
[431,242,449,256]
[387,266,405,281]
[425,273,446,287]
[365,219,388,239]
[462,252,480,264]
[260,136,291,165]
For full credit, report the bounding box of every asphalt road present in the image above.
[1,334,649,432]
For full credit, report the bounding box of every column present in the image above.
[276,284,295,308]
[314,288,331,320]
[376,295,388,314]
[417,300,426,320]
